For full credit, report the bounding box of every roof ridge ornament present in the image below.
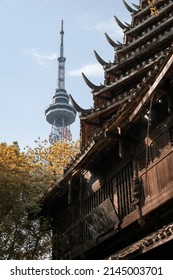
[105,32,121,48]
[117,40,123,46]
[114,15,130,30]
[124,22,131,27]
[123,0,138,13]
[94,50,110,67]
[132,3,140,10]
[82,73,104,91]
[69,94,92,114]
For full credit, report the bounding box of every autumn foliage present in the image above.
[26,139,80,184]
[0,140,79,259]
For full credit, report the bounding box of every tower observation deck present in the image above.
[45,20,76,143]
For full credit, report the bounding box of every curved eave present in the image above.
[117,40,123,46]
[114,15,129,30]
[94,50,111,67]
[132,3,140,10]
[82,72,105,92]
[105,33,121,49]
[130,2,151,19]
[69,94,93,115]
[124,22,131,28]
[123,0,138,14]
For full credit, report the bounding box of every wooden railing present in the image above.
[56,126,173,259]
[82,161,135,221]
[138,126,173,201]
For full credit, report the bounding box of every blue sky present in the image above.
[0,0,138,149]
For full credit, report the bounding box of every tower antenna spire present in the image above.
[60,19,64,57]
[45,20,76,143]
[58,19,66,90]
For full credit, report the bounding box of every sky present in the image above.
[0,0,139,150]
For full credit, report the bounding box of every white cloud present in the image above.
[80,15,114,33]
[95,18,117,34]
[69,63,103,77]
[78,13,133,42]
[24,48,57,69]
[79,15,124,38]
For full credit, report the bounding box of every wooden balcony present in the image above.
[53,125,173,259]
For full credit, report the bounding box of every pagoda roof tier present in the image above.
[127,0,171,34]
[131,1,172,31]
[107,16,173,75]
[94,47,168,99]
[117,2,173,55]
[107,48,173,129]
[79,93,136,129]
[107,31,173,75]
[76,48,168,127]
[81,1,173,98]
[72,46,172,132]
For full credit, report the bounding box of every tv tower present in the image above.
[45,20,76,143]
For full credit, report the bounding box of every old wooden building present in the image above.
[43,0,173,259]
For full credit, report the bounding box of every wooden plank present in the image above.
[156,156,171,191]
[142,186,173,217]
[168,152,173,181]
[130,54,173,122]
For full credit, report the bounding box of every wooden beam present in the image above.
[104,130,121,140]
[81,94,130,122]
[129,54,173,122]
[96,95,112,101]
[84,120,102,128]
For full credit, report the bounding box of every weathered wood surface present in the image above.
[130,54,173,122]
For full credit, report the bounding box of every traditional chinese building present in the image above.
[43,0,173,259]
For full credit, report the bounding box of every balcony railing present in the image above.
[55,125,173,259]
